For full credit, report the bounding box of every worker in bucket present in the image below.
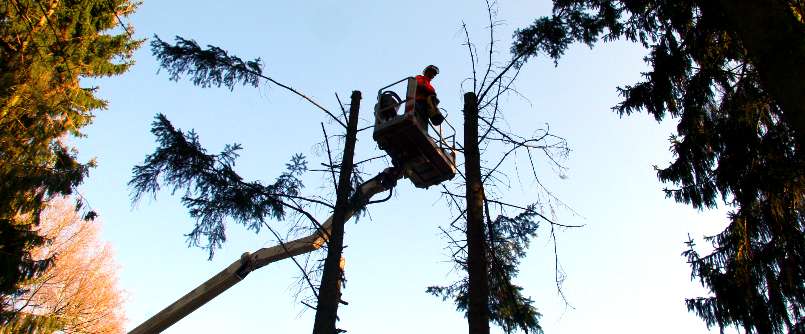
[415,65,446,131]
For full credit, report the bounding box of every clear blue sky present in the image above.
[76,1,736,333]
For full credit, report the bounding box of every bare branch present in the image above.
[279,200,330,242]
[260,73,345,129]
[334,92,349,125]
[550,222,573,308]
[462,22,479,93]
[479,0,497,92]
[321,123,338,193]
[442,193,583,229]
[478,78,503,142]
[261,221,320,299]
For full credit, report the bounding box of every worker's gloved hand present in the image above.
[430,111,445,126]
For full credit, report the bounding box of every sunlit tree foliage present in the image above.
[2,197,125,334]
[0,0,140,327]
[513,1,804,333]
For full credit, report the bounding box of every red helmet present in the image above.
[424,65,439,75]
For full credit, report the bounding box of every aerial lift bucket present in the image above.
[373,77,457,188]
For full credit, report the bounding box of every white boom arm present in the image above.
[129,168,400,334]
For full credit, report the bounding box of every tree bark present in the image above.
[463,92,490,334]
[711,0,805,150]
[312,91,361,334]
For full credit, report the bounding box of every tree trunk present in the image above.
[312,91,361,334]
[711,0,805,150]
[463,92,490,334]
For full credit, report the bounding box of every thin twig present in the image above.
[550,222,573,308]
[462,22,478,94]
[265,74,345,128]
[280,201,331,241]
[479,78,502,142]
[321,155,386,169]
[334,92,349,125]
[478,51,529,104]
[301,301,317,310]
[479,0,497,92]
[261,221,319,298]
[441,193,583,228]
[321,123,339,193]
[270,192,335,210]
[357,125,374,133]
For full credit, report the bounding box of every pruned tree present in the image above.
[512,1,804,333]
[138,3,584,332]
[136,35,378,334]
[129,113,313,259]
[0,0,140,328]
[2,196,125,334]
[428,3,580,333]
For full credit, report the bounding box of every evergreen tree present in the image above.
[428,6,576,332]
[0,0,140,325]
[143,36,362,333]
[431,84,572,334]
[129,114,310,260]
[145,7,576,331]
[513,1,804,333]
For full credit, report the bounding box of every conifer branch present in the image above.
[512,3,805,332]
[128,114,322,259]
[150,35,347,128]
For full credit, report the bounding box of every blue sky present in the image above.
[75,1,736,333]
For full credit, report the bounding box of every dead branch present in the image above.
[261,221,320,299]
[321,123,339,192]
[462,22,479,94]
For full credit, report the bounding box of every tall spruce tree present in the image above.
[513,1,804,333]
[0,0,140,325]
[428,5,577,333]
[142,36,365,333]
[144,5,578,331]
[431,73,573,334]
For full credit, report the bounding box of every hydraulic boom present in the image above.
[128,168,401,334]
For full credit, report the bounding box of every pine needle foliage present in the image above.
[151,35,263,90]
[429,206,543,334]
[0,313,63,334]
[513,1,804,333]
[129,114,308,259]
[0,0,140,326]
[150,34,345,127]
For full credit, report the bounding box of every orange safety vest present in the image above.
[415,75,436,101]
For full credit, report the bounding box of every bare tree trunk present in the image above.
[463,92,490,334]
[312,91,361,334]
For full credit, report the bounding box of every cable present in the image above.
[367,187,393,205]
